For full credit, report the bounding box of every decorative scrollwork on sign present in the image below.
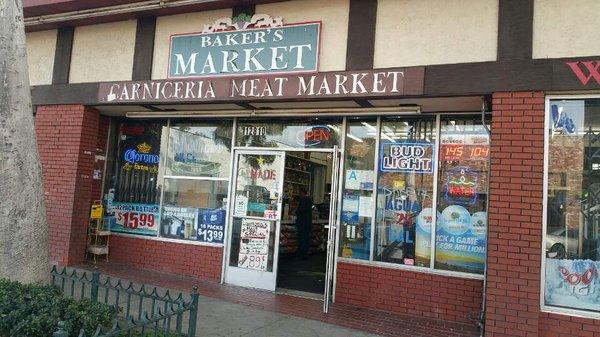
[202,14,284,33]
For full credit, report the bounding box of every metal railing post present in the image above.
[91,267,100,303]
[187,286,199,336]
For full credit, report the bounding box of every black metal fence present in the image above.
[50,266,199,337]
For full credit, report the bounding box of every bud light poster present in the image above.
[435,205,486,274]
[545,259,599,311]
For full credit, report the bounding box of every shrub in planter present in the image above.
[0,278,116,337]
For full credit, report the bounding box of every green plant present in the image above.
[0,278,116,337]
[232,13,252,23]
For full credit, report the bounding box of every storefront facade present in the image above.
[24,0,600,336]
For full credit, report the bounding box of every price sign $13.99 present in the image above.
[197,224,224,243]
[116,211,155,229]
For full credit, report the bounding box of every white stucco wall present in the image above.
[26,30,57,85]
[374,0,498,68]
[533,0,600,58]
[256,0,349,72]
[69,20,137,83]
[152,9,232,79]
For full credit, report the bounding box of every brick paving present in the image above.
[75,262,480,337]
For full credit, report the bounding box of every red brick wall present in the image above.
[110,235,223,282]
[539,313,600,337]
[335,262,484,324]
[485,92,600,337]
[485,91,545,337]
[35,105,108,265]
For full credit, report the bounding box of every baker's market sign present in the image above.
[169,14,319,77]
[98,14,424,103]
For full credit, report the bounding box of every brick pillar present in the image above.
[485,92,545,337]
[35,105,109,266]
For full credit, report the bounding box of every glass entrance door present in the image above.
[225,150,286,291]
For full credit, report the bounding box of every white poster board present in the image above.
[238,218,271,271]
[345,169,374,190]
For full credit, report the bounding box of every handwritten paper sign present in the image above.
[238,219,271,271]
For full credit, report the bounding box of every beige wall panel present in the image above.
[256,0,349,72]
[69,20,136,83]
[26,30,57,85]
[374,0,498,68]
[152,9,232,79]
[533,0,600,58]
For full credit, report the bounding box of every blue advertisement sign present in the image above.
[435,205,486,274]
[379,141,434,174]
[197,209,226,244]
[168,21,320,78]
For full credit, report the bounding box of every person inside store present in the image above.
[295,187,313,260]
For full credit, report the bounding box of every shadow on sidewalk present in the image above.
[73,261,480,337]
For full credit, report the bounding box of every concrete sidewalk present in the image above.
[57,266,379,337]
[196,295,379,337]
[68,263,480,337]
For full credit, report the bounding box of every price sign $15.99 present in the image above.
[116,211,155,229]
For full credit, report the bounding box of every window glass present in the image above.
[374,117,436,267]
[236,119,341,149]
[434,117,490,274]
[160,178,228,243]
[104,121,163,236]
[164,121,233,178]
[545,98,600,313]
[339,119,377,260]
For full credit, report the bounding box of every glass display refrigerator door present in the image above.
[225,150,286,291]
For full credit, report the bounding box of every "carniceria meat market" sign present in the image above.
[98,68,424,103]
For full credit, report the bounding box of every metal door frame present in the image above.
[324,145,341,312]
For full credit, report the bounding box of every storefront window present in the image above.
[158,121,233,242]
[160,178,228,243]
[434,117,490,274]
[339,119,377,260]
[544,98,600,314]
[236,119,341,149]
[374,117,436,267]
[104,121,164,236]
[164,122,233,179]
